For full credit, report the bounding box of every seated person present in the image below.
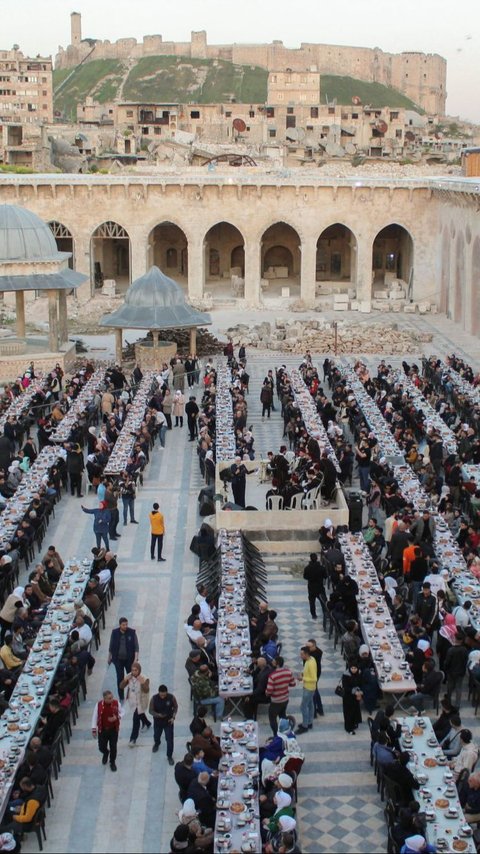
[372,732,396,768]
[174,753,196,803]
[190,727,222,770]
[383,752,420,805]
[189,706,208,737]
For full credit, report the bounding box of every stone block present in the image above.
[389,289,405,300]
[334,293,349,304]
[430,304,438,314]
[359,300,371,313]
[418,301,431,314]
[333,302,348,311]
[374,290,389,299]
[404,303,417,313]
[372,299,390,311]
[350,300,360,311]
[281,286,290,298]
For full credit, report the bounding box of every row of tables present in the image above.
[0,446,62,552]
[216,360,236,463]
[217,530,254,713]
[289,369,341,473]
[338,531,416,707]
[0,556,91,820]
[390,369,458,456]
[50,369,107,444]
[340,366,405,463]
[103,372,156,476]
[0,372,48,433]
[440,361,480,409]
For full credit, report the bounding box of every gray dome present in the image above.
[124,266,183,308]
[0,204,59,262]
[100,265,211,331]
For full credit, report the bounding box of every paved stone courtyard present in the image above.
[17,311,480,853]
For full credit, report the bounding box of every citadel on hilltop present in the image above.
[56,11,447,115]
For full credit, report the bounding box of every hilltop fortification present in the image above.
[56,12,446,114]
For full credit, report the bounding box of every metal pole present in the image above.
[333,321,338,356]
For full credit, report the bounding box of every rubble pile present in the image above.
[223,319,433,354]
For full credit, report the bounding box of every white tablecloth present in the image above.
[50,369,107,443]
[289,369,341,473]
[214,720,260,854]
[0,446,62,550]
[103,372,156,475]
[217,531,253,701]
[216,360,236,463]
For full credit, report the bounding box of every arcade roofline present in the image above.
[0,172,478,195]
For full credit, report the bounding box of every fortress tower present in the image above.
[71,12,82,48]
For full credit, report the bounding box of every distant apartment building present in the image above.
[0,48,53,124]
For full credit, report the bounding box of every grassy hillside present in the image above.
[53,59,125,120]
[321,75,422,111]
[122,56,268,104]
[52,58,422,119]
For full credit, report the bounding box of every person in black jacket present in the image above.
[408,660,443,713]
[444,634,469,709]
[384,752,420,805]
[174,753,196,802]
[108,618,139,700]
[303,553,327,619]
[66,443,85,498]
[185,397,199,442]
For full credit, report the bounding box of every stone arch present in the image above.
[203,222,245,297]
[371,223,414,297]
[472,237,480,336]
[316,223,358,284]
[440,225,451,315]
[48,221,75,270]
[90,221,131,293]
[147,221,188,284]
[454,232,465,325]
[261,222,301,297]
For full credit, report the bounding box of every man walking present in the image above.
[149,502,166,561]
[303,553,327,620]
[265,656,296,736]
[108,618,139,701]
[91,689,122,772]
[295,646,317,735]
[185,396,199,442]
[149,684,178,765]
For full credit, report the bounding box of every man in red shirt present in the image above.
[265,656,296,735]
[92,690,122,771]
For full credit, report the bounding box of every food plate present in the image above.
[231,764,246,776]
[424,758,437,768]
[230,802,247,814]
[231,730,245,740]
[230,649,241,657]
[412,727,423,736]
[227,669,240,678]
[435,798,449,809]
[452,841,468,852]
[375,621,385,629]
[391,673,402,681]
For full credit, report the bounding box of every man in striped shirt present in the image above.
[265,656,296,735]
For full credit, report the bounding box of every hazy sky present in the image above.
[3,0,480,121]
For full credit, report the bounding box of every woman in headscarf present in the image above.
[0,588,27,643]
[175,798,213,851]
[358,644,381,713]
[260,719,302,784]
[436,612,457,673]
[407,638,432,684]
[384,575,398,609]
[263,791,295,839]
[341,660,363,734]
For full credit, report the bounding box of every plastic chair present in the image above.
[304,485,322,510]
[266,495,284,511]
[287,492,304,511]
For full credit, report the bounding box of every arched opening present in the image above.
[261,222,301,298]
[91,221,131,294]
[148,222,188,289]
[316,223,357,288]
[472,237,480,336]
[454,232,465,326]
[371,224,414,298]
[48,221,74,270]
[440,225,450,315]
[203,222,245,299]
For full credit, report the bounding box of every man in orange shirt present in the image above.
[149,502,166,562]
[402,540,417,578]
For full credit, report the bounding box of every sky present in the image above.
[3,0,480,121]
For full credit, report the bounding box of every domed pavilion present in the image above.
[0,204,86,360]
[99,265,211,365]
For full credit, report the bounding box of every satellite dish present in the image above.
[352,95,362,106]
[405,131,415,142]
[233,118,246,132]
[376,120,388,134]
[286,127,300,141]
[345,142,356,155]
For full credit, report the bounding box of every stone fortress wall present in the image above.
[57,13,447,115]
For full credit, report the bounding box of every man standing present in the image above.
[108,618,139,701]
[303,553,327,620]
[66,442,85,498]
[149,502,166,561]
[265,656,296,736]
[295,646,317,735]
[81,502,111,550]
[91,689,122,772]
[149,684,178,765]
[306,638,324,717]
[185,396,199,442]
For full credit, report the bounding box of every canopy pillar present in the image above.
[48,289,59,352]
[115,329,123,363]
[58,290,68,345]
[15,291,25,339]
[189,327,197,356]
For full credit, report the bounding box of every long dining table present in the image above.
[50,369,107,444]
[103,372,156,476]
[216,360,236,463]
[0,556,91,820]
[338,532,417,709]
[289,369,341,473]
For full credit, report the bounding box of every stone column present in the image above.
[115,329,123,364]
[189,327,197,355]
[48,290,59,352]
[464,238,473,334]
[15,291,26,339]
[188,238,205,300]
[355,235,373,308]
[299,237,317,307]
[243,239,261,305]
[130,227,147,283]
[58,290,68,345]
[73,231,93,298]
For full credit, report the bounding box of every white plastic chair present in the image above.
[266,495,284,511]
[287,492,305,510]
[303,485,322,510]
